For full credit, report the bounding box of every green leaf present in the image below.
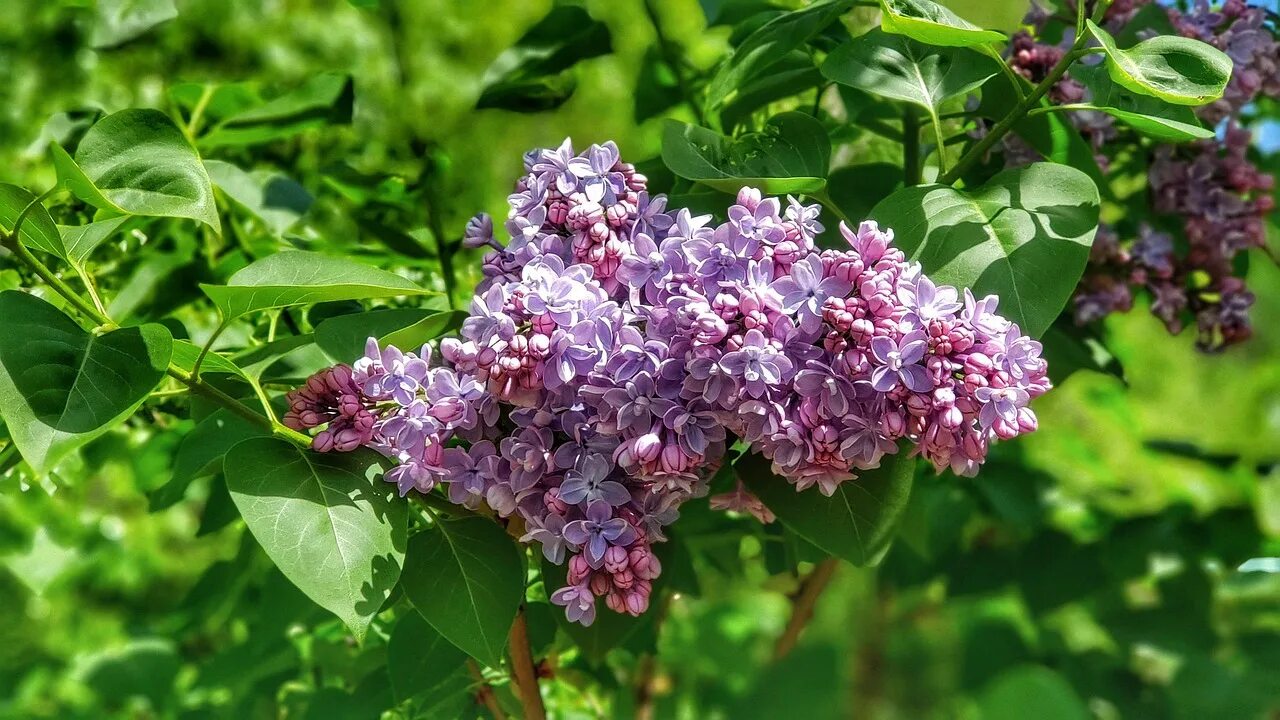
[1086,19,1231,106]
[868,163,1100,337]
[477,6,612,112]
[58,217,130,266]
[200,73,354,147]
[1069,63,1214,142]
[719,51,824,131]
[79,638,180,708]
[386,612,468,704]
[705,0,855,112]
[400,516,524,667]
[0,184,63,260]
[0,291,172,474]
[635,47,683,123]
[821,30,999,116]
[380,310,469,351]
[978,665,1090,720]
[736,450,915,565]
[52,109,220,233]
[662,111,831,195]
[169,339,249,379]
[2,528,76,596]
[149,409,267,512]
[224,439,407,642]
[200,251,430,321]
[314,308,439,363]
[1040,320,1125,385]
[878,0,1004,47]
[822,162,904,226]
[91,0,178,49]
[205,160,313,235]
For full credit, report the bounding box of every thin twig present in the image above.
[773,557,840,661]
[467,660,508,720]
[508,606,546,720]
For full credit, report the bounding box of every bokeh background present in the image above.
[1,1,1277,718]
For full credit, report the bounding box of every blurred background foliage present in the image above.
[0,0,1277,718]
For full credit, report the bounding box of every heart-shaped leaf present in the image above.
[52,109,220,233]
[0,184,63,260]
[662,111,831,195]
[822,29,998,116]
[869,162,1100,337]
[400,516,524,667]
[0,291,172,474]
[737,450,915,565]
[1070,63,1214,142]
[386,612,469,704]
[200,251,430,321]
[878,0,1004,48]
[1086,19,1231,106]
[224,439,407,642]
[705,0,856,111]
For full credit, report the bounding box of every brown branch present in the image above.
[508,606,546,720]
[772,557,840,661]
[467,660,507,720]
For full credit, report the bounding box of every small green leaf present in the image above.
[386,612,468,704]
[705,0,856,111]
[821,30,998,115]
[1070,63,1214,142]
[169,339,249,379]
[878,0,1005,48]
[380,310,469,351]
[1087,19,1232,106]
[149,409,267,512]
[719,51,824,131]
[91,0,178,49]
[205,160,313,235]
[400,516,524,667]
[224,439,407,642]
[978,665,1090,720]
[868,163,1100,337]
[0,291,172,474]
[52,109,220,233]
[736,450,915,565]
[477,6,612,112]
[200,251,430,321]
[200,73,354,147]
[0,184,63,260]
[58,217,130,266]
[314,308,441,363]
[662,111,831,195]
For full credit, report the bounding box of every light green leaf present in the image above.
[705,0,856,111]
[205,160,313,235]
[200,251,430,321]
[314,308,438,363]
[1087,19,1231,106]
[979,665,1090,720]
[400,517,524,667]
[386,612,468,704]
[0,291,172,474]
[868,163,1100,337]
[91,0,178,49]
[662,112,831,195]
[201,73,354,147]
[58,217,130,266]
[3,528,77,596]
[380,311,469,352]
[878,0,1005,48]
[224,439,407,642]
[0,184,63,260]
[821,29,999,115]
[169,339,249,379]
[1070,63,1214,142]
[737,450,915,565]
[52,109,220,233]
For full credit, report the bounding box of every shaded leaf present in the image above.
[58,217,130,266]
[477,6,612,112]
[662,111,830,195]
[1087,19,1231,106]
[201,73,354,147]
[386,612,468,703]
[314,307,439,363]
[205,160,313,235]
[149,409,267,512]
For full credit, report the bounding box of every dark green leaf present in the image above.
[380,310,469,351]
[79,638,180,708]
[719,51,824,131]
[401,516,524,667]
[978,665,1090,720]
[0,291,172,474]
[477,6,612,112]
[1087,19,1231,106]
[314,308,440,363]
[635,47,683,123]
[705,0,855,111]
[149,410,267,512]
[200,251,431,321]
[201,73,354,147]
[0,184,63,260]
[1070,63,1214,141]
[205,160,313,235]
[821,163,903,228]
[197,474,240,536]
[736,450,915,565]
[869,163,1100,337]
[224,439,408,641]
[1040,319,1125,385]
[91,0,178,49]
[662,111,830,195]
[386,612,468,703]
[52,109,220,232]
[878,0,1004,47]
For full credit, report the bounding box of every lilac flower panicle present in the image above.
[284,139,1052,627]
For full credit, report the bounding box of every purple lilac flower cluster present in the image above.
[284,140,1049,626]
[1008,0,1278,350]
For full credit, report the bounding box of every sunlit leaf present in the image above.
[1087,19,1231,106]
[200,73,354,147]
[91,0,178,49]
[1069,63,1214,142]
[878,0,1004,47]
[0,184,63,260]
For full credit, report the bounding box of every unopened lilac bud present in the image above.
[463,213,496,249]
[604,545,629,574]
[568,554,591,585]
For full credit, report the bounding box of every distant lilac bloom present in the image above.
[720,329,793,398]
[559,454,630,507]
[550,584,596,626]
[869,333,932,393]
[563,501,637,568]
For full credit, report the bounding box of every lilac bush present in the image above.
[284,140,1050,626]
